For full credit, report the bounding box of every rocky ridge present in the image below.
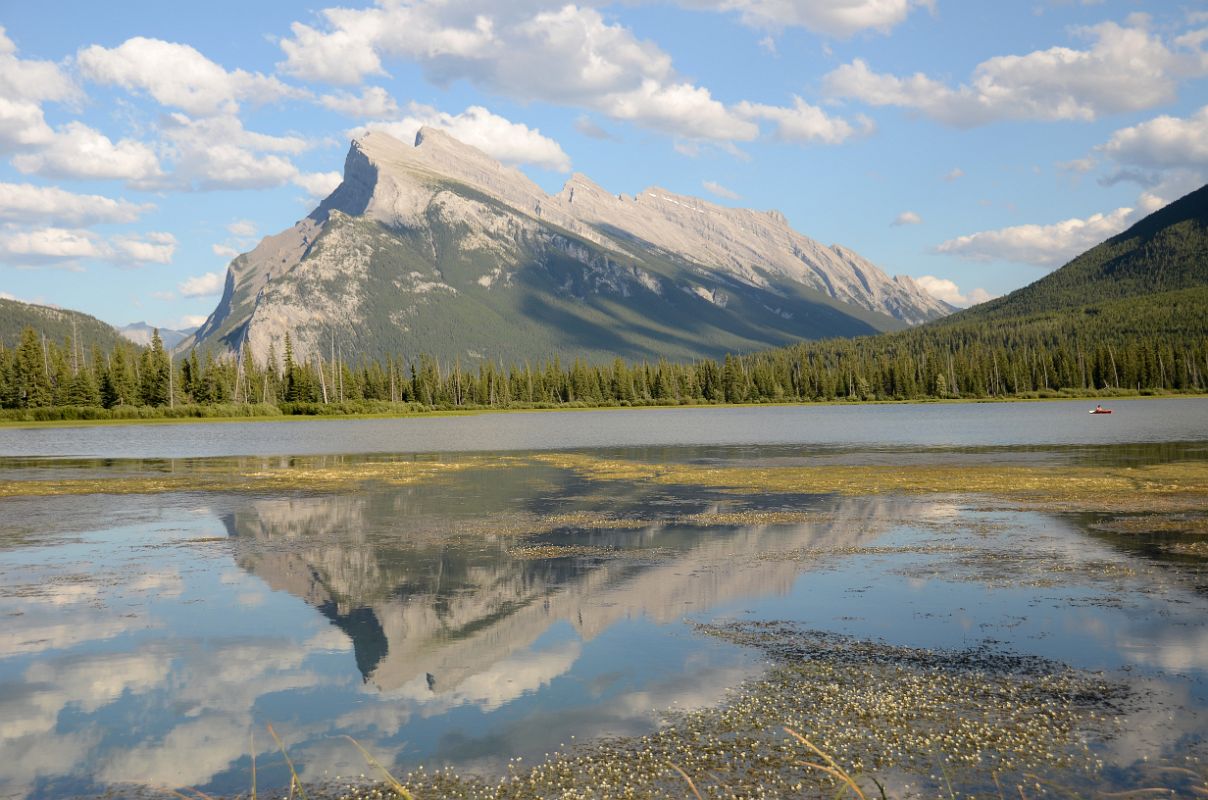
[184,128,951,364]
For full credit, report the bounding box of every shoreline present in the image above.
[0,390,1201,430]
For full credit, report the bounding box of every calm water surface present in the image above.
[1,397,1206,458]
[1,401,1206,798]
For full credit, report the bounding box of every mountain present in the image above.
[0,298,127,353]
[118,321,196,350]
[942,183,1208,327]
[185,128,951,364]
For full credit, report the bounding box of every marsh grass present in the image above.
[8,441,1208,517]
[1090,513,1208,535]
[533,453,1208,512]
[784,727,884,800]
[267,724,309,800]
[12,453,1208,513]
[343,736,415,800]
[0,455,515,498]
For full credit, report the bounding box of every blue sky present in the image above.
[1,0,1206,330]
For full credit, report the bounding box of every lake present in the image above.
[1,398,1206,798]
[3,397,1207,459]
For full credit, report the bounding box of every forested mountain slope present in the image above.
[751,185,1208,398]
[0,298,126,353]
[943,184,1208,324]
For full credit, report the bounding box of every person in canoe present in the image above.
[1091,404,1112,414]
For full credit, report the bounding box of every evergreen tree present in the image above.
[139,330,171,406]
[14,327,53,408]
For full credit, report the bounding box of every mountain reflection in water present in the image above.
[225,473,902,700]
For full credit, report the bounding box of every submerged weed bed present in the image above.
[259,626,1129,800]
[0,455,519,498]
[533,454,1208,512]
[7,453,1208,512]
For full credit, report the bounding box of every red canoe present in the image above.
[1090,408,1113,414]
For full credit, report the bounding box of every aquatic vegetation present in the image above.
[244,627,1126,800]
[892,549,1145,592]
[1168,540,1208,556]
[8,450,1208,513]
[533,453,1208,511]
[694,624,1123,782]
[0,456,517,498]
[506,543,621,559]
[1090,513,1208,535]
[539,511,652,530]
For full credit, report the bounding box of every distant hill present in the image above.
[0,298,128,353]
[739,184,1208,399]
[119,321,196,350]
[939,184,1208,329]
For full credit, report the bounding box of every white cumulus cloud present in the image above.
[914,275,994,307]
[0,227,177,267]
[111,232,177,265]
[892,210,923,226]
[178,271,226,297]
[355,103,572,172]
[936,207,1135,267]
[10,121,162,183]
[0,96,56,150]
[0,26,79,151]
[1101,104,1208,170]
[278,2,886,146]
[78,37,304,116]
[175,314,209,329]
[292,171,343,199]
[0,183,151,226]
[279,3,757,143]
[735,96,870,144]
[824,18,1207,126]
[155,113,309,191]
[320,86,399,118]
[597,79,757,142]
[0,227,104,264]
[279,17,387,85]
[677,0,932,37]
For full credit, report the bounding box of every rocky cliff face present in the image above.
[184,128,951,364]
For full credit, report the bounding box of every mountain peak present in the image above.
[558,172,613,203]
[187,127,953,363]
[347,128,555,228]
[413,125,464,149]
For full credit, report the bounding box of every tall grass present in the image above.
[0,402,283,422]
